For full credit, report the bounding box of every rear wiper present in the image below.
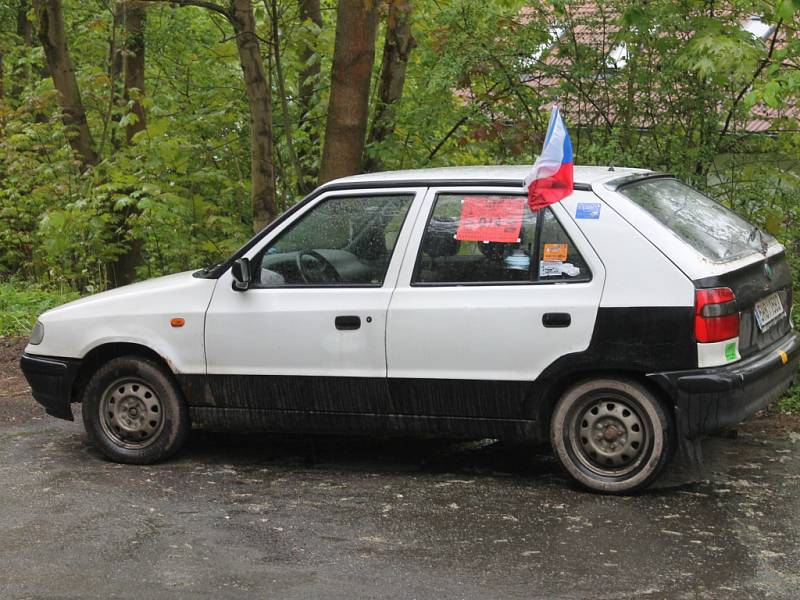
[748,226,768,255]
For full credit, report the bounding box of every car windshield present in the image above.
[619,178,771,262]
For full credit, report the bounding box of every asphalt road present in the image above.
[2,347,800,598]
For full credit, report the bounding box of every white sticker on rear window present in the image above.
[561,263,581,277]
[539,261,563,277]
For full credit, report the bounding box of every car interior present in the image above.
[413,197,591,285]
[253,195,413,286]
[251,192,590,287]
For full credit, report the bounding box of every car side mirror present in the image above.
[231,257,252,291]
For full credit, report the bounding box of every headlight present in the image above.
[30,320,44,345]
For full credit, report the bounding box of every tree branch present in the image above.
[425,81,508,164]
[136,0,231,20]
[426,113,469,164]
[717,19,783,147]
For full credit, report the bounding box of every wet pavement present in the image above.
[1,403,800,599]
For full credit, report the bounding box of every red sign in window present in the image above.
[455,197,525,243]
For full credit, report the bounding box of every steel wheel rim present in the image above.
[569,393,651,478]
[99,377,165,449]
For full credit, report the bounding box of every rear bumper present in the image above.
[649,331,800,439]
[19,353,82,421]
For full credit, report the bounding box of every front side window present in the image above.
[413,193,590,285]
[619,178,771,262]
[253,194,413,287]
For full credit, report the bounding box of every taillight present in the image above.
[695,287,739,343]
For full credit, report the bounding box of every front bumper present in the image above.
[19,353,82,421]
[649,331,800,439]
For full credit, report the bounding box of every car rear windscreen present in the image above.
[619,178,770,262]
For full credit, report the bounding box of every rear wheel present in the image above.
[550,378,673,494]
[82,356,189,464]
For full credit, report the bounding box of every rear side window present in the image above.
[412,193,590,285]
[619,178,770,262]
[537,209,591,281]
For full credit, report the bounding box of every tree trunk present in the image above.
[229,0,276,232]
[106,5,124,151]
[34,0,98,166]
[111,0,148,287]
[16,0,33,44]
[297,0,321,124]
[11,0,34,100]
[123,1,147,142]
[297,0,321,191]
[268,0,302,191]
[363,0,415,173]
[138,0,277,230]
[318,0,378,184]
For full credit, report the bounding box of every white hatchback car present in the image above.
[21,166,798,493]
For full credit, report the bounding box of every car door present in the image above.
[204,187,425,414]
[385,187,606,420]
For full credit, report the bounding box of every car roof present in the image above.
[326,165,652,189]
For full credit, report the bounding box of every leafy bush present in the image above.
[779,386,800,414]
[0,281,80,337]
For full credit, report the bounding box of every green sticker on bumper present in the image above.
[725,342,737,361]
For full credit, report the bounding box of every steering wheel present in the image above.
[295,250,342,284]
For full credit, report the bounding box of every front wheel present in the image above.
[82,356,190,464]
[550,378,674,494]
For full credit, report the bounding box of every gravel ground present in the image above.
[3,337,800,599]
[0,337,41,425]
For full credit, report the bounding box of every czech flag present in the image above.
[523,107,573,211]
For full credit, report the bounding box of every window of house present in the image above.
[606,42,628,69]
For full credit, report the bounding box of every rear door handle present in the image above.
[542,312,571,328]
[335,315,361,330]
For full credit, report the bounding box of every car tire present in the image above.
[550,377,674,494]
[81,356,190,464]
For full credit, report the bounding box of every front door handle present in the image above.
[542,312,571,328]
[335,315,361,330]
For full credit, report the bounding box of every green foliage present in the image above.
[0,280,79,337]
[3,0,795,291]
[1,3,255,288]
[779,385,800,414]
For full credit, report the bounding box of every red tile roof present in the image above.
[515,2,799,134]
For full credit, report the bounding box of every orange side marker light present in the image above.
[779,350,788,365]
[170,317,186,328]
